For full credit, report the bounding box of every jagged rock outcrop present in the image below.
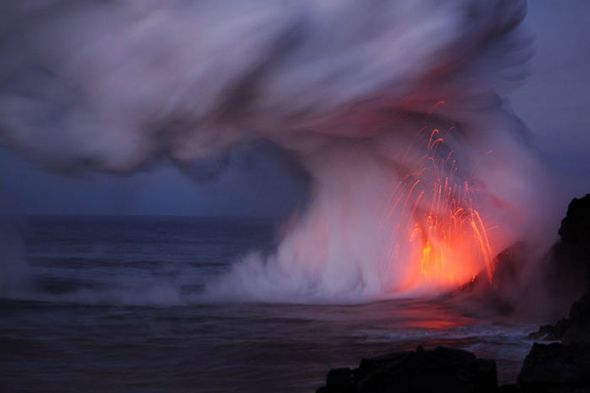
[316,346,498,393]
[520,195,590,392]
[558,195,590,247]
[530,194,590,342]
[517,342,590,393]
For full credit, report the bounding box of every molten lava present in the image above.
[396,127,494,293]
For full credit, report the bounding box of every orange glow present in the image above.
[410,318,469,330]
[395,127,494,293]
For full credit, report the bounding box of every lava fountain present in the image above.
[396,125,494,293]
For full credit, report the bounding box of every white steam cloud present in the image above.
[0,0,546,302]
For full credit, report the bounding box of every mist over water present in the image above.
[0,0,550,302]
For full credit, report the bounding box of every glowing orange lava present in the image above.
[396,127,494,293]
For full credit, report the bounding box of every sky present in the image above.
[510,0,590,196]
[0,144,308,217]
[0,0,589,217]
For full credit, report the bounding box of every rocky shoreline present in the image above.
[316,195,590,393]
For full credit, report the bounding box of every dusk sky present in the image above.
[1,0,589,218]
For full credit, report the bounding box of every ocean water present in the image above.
[0,216,537,393]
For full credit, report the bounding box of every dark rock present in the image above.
[453,242,531,315]
[528,320,572,341]
[528,324,558,341]
[553,194,590,286]
[325,368,354,393]
[520,195,590,393]
[498,385,521,393]
[529,195,590,342]
[316,346,498,393]
[555,318,572,338]
[518,342,590,393]
[559,194,590,246]
[563,293,590,343]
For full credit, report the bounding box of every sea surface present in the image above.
[0,216,537,393]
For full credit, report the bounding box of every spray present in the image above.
[0,0,546,302]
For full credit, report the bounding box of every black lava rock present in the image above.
[559,194,590,246]
[318,368,355,393]
[518,342,590,393]
[316,346,498,393]
[553,194,590,284]
[522,195,590,393]
[530,195,590,342]
[562,293,590,343]
[528,319,570,341]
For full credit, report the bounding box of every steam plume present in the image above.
[0,0,545,302]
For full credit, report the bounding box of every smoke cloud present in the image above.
[0,0,546,302]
